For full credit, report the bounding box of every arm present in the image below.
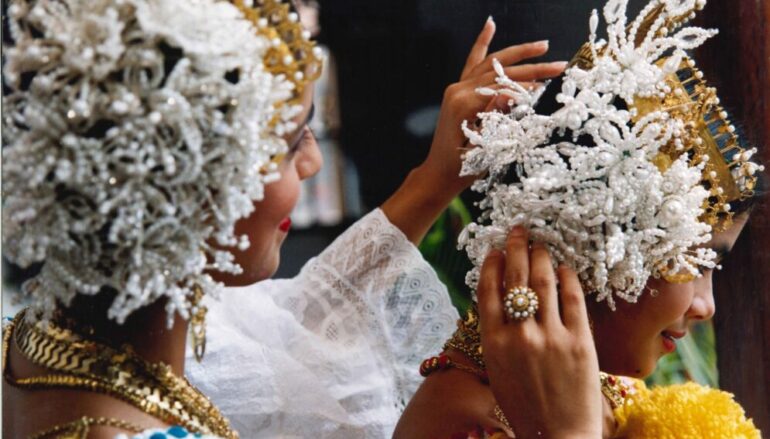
[381,17,567,244]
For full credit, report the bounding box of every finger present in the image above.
[481,94,507,113]
[471,62,567,88]
[556,265,590,331]
[461,16,496,80]
[464,95,512,146]
[477,249,506,336]
[473,82,541,107]
[529,242,558,326]
[504,226,530,293]
[468,40,550,78]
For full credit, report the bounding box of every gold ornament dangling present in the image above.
[190,285,208,363]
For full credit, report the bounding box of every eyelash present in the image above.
[289,128,313,156]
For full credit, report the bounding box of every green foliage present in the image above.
[418,198,474,314]
[419,197,719,388]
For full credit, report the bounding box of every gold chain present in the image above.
[28,416,144,439]
[493,405,514,434]
[444,307,485,369]
[3,310,238,438]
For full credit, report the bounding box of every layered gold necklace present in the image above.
[3,310,238,438]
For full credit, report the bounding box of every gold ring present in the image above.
[504,286,539,321]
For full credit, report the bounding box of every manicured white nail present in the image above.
[487,15,494,24]
[537,40,549,49]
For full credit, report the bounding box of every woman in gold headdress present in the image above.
[395,0,764,437]
[2,1,567,437]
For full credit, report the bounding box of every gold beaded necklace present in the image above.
[3,310,238,438]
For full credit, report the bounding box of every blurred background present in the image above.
[4,0,769,427]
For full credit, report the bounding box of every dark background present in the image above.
[318,0,647,208]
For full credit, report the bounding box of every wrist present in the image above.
[380,164,463,245]
[412,161,467,202]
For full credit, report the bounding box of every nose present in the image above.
[686,273,716,321]
[295,131,323,180]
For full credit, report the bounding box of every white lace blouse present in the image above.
[185,209,459,438]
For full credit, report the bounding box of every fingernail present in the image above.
[487,15,495,24]
[536,39,549,49]
[551,61,569,69]
[509,226,526,237]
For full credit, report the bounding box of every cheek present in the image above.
[225,163,302,284]
[592,282,694,376]
[643,279,694,322]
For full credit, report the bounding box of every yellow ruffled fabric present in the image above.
[613,381,761,439]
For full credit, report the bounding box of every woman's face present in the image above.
[589,212,749,378]
[213,83,322,286]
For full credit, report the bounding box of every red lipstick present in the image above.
[279,217,292,232]
[661,330,685,353]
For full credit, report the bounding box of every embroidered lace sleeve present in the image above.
[185,208,459,438]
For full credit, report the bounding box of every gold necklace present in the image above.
[27,416,144,439]
[3,310,238,438]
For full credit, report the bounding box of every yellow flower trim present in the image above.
[613,382,761,439]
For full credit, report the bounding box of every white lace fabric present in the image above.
[185,209,459,438]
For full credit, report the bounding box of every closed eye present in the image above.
[288,127,315,156]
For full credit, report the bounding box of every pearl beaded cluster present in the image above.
[504,287,539,320]
[459,0,740,308]
[2,0,296,325]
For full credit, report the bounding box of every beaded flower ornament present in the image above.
[459,0,764,307]
[2,0,300,325]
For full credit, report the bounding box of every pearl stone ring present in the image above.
[504,286,539,321]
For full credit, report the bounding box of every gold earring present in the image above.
[190,284,207,363]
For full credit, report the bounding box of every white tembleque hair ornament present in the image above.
[459,0,763,307]
[2,0,298,325]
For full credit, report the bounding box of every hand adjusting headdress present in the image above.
[459,0,764,307]
[2,0,321,325]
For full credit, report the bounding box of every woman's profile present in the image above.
[395,0,764,437]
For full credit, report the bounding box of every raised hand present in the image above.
[421,17,567,196]
[477,227,602,439]
[383,18,567,244]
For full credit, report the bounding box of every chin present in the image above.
[212,254,280,287]
[632,351,662,378]
[254,250,281,282]
[598,347,659,379]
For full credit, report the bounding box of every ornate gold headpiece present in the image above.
[571,1,762,235]
[460,0,765,303]
[235,0,324,104]
[634,57,760,231]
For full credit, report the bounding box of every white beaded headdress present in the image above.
[2,0,303,325]
[459,0,764,307]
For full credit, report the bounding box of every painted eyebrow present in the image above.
[288,104,315,152]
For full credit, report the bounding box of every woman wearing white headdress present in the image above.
[1,0,567,437]
[395,0,764,437]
